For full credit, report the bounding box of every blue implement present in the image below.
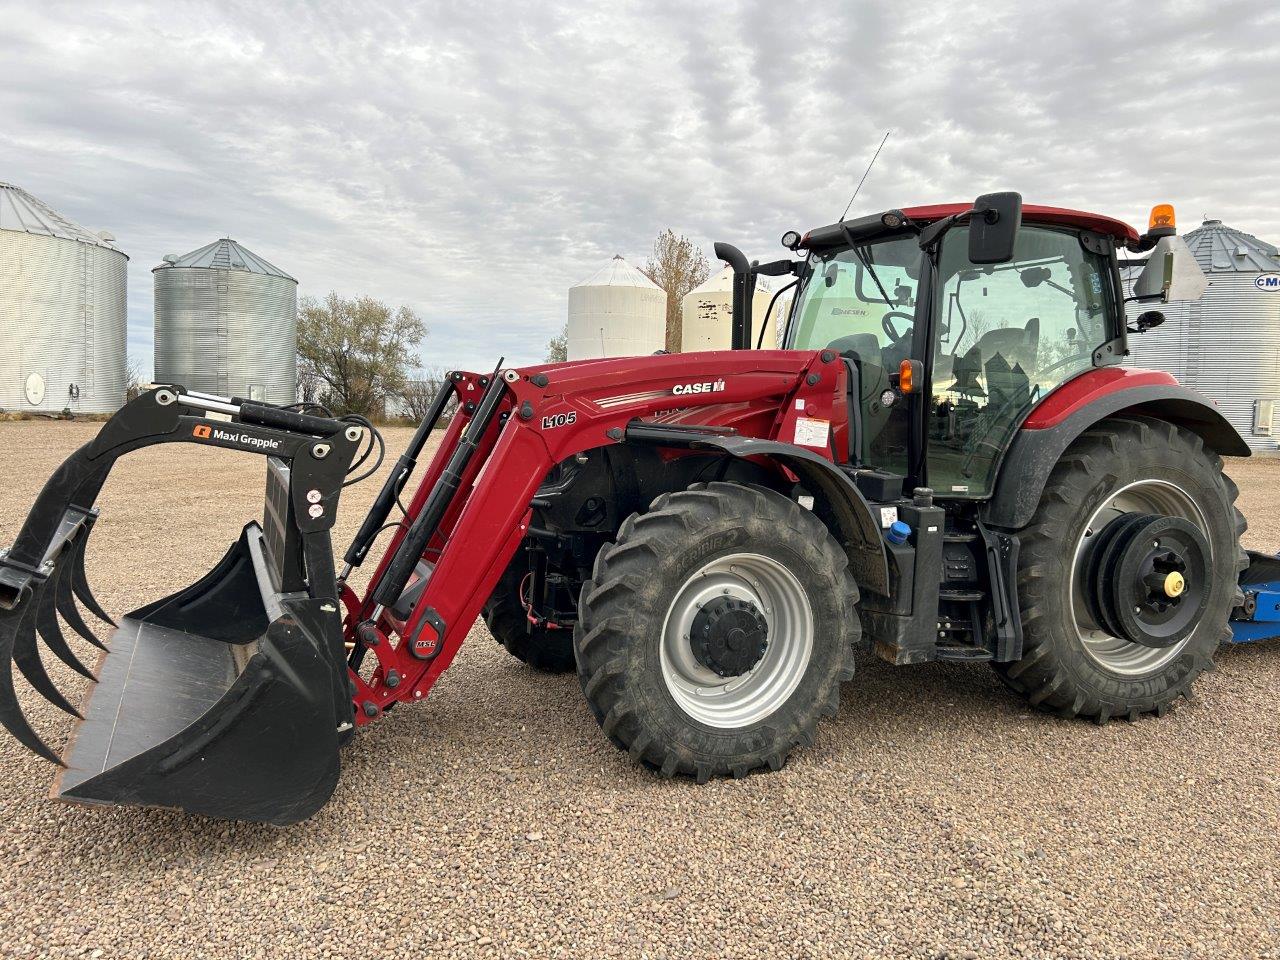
[1229,552,1280,644]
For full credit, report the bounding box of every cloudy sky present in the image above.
[2,1,1277,374]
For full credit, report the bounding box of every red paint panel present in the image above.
[1022,368,1179,430]
[900,203,1140,244]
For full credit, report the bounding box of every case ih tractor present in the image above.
[2,193,1276,824]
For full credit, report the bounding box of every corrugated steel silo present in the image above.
[153,239,297,404]
[0,182,128,414]
[1125,219,1280,452]
[680,267,778,352]
[566,256,667,360]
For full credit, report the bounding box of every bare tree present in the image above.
[397,366,454,423]
[545,322,568,363]
[297,292,427,418]
[643,230,712,353]
[124,355,146,402]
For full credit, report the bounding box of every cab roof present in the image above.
[802,203,1139,251]
[901,203,1139,244]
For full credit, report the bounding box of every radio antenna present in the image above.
[840,129,892,222]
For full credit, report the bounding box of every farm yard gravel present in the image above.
[0,421,1276,960]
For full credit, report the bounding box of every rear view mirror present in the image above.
[968,192,1022,264]
[1132,235,1208,303]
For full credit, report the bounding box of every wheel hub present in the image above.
[690,596,769,678]
[1086,513,1210,649]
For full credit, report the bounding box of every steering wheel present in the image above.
[881,310,914,341]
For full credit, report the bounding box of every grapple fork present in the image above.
[0,386,361,824]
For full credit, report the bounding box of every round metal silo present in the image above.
[680,267,778,352]
[0,182,128,414]
[567,256,667,360]
[1125,219,1280,452]
[153,239,297,404]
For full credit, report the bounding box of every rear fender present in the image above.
[985,369,1249,530]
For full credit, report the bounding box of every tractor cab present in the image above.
[783,198,1145,500]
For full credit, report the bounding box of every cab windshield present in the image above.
[785,235,923,472]
[786,236,922,357]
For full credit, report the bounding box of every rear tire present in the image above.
[574,482,859,782]
[995,416,1247,721]
[482,556,576,672]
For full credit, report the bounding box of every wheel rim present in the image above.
[1070,479,1212,677]
[660,552,813,728]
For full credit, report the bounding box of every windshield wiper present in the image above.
[854,244,894,307]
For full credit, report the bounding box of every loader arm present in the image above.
[343,349,865,721]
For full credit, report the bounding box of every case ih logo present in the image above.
[671,379,726,396]
[192,424,282,451]
[1256,274,1280,292]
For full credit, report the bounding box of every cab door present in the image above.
[925,225,1116,497]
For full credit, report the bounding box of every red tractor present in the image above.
[0,193,1262,823]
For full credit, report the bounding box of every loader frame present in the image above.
[342,350,880,721]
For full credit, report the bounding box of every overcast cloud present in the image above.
[2,1,1277,374]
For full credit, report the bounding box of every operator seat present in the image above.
[975,317,1039,375]
[944,318,1040,394]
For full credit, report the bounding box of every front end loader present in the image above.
[2,193,1277,823]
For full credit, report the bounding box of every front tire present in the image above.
[574,482,859,782]
[996,416,1247,721]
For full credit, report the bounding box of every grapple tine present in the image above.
[69,522,114,627]
[35,565,96,681]
[0,592,65,765]
[55,555,105,651]
[12,582,81,718]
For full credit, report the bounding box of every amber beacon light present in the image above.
[1148,203,1177,237]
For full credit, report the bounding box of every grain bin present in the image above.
[680,267,779,352]
[566,256,667,360]
[0,182,128,414]
[153,239,297,404]
[1125,219,1280,452]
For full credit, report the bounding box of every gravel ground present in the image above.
[0,420,1277,960]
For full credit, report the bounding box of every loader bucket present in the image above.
[0,386,361,824]
[54,525,342,824]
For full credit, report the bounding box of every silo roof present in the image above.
[0,181,125,253]
[571,254,661,289]
[154,237,295,281]
[1183,220,1280,273]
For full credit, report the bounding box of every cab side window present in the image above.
[928,226,1112,497]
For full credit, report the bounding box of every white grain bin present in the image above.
[566,255,667,360]
[153,238,298,404]
[0,182,128,414]
[680,267,779,352]
[1125,219,1280,452]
